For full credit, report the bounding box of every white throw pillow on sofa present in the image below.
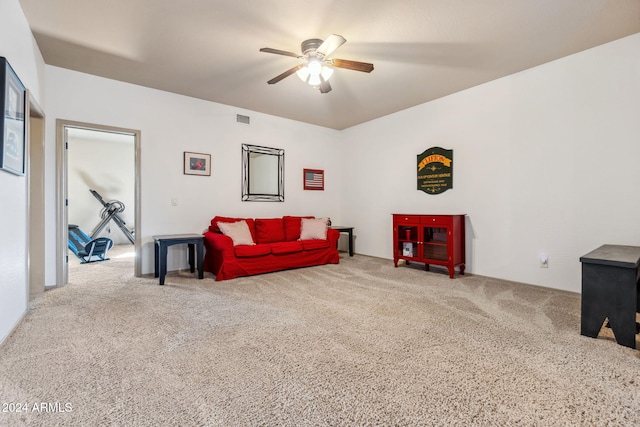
[299,217,328,240]
[218,220,255,246]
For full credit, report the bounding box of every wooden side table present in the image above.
[330,226,354,256]
[153,234,204,285]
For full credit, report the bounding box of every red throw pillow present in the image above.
[255,218,285,244]
[283,216,314,241]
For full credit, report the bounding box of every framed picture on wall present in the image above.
[184,151,211,176]
[303,168,324,190]
[0,57,26,176]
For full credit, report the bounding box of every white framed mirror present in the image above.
[242,144,284,202]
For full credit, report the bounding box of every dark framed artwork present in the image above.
[184,151,211,176]
[417,147,453,195]
[0,57,26,176]
[303,168,324,190]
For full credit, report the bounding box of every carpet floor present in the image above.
[0,245,638,426]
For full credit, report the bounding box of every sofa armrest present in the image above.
[327,228,340,247]
[204,231,234,257]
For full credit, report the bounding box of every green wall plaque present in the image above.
[417,147,453,194]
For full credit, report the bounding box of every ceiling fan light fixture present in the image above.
[297,60,334,88]
[308,73,322,87]
[320,65,334,81]
[296,66,310,83]
[307,58,322,76]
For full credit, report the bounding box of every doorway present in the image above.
[56,120,141,286]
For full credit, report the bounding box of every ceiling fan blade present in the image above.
[319,77,332,94]
[316,34,346,58]
[331,58,374,73]
[267,64,303,85]
[259,47,300,58]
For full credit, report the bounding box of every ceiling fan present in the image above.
[260,34,374,94]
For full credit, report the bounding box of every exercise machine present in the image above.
[68,224,113,263]
[89,189,135,244]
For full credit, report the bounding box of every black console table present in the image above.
[153,234,204,285]
[580,244,640,349]
[330,226,354,256]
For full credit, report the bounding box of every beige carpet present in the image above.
[0,245,639,426]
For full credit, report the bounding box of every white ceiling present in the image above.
[19,0,640,130]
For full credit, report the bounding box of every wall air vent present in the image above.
[236,114,250,124]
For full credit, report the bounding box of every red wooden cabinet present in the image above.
[392,214,466,279]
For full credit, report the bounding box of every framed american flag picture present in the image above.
[303,168,324,191]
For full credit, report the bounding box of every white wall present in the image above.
[341,33,640,293]
[44,67,343,278]
[0,0,46,344]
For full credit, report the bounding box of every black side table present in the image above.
[330,226,354,256]
[580,244,640,349]
[153,234,204,285]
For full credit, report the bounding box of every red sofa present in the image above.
[203,215,340,281]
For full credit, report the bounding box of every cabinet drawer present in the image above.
[421,216,452,226]
[393,215,422,224]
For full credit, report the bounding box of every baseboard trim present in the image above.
[0,309,28,349]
